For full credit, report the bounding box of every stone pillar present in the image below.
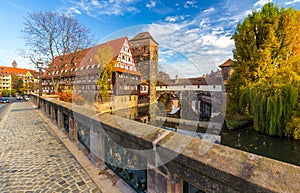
[42,100,45,112]
[58,109,63,129]
[69,118,78,142]
[51,106,55,122]
[89,122,105,161]
[45,103,48,116]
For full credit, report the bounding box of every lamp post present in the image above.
[36,59,43,108]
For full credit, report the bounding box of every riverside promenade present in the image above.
[0,101,101,193]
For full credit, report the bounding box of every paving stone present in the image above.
[0,102,101,192]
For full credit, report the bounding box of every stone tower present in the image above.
[129,32,158,81]
[129,32,158,122]
[12,60,17,68]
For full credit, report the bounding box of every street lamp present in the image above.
[36,59,44,108]
[36,59,43,97]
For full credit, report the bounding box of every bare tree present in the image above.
[21,11,93,92]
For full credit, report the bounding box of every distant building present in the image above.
[158,71,171,82]
[156,76,223,118]
[218,58,233,84]
[0,61,38,94]
[137,80,149,104]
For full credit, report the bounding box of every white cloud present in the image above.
[146,1,156,9]
[184,0,198,9]
[203,7,215,14]
[68,7,82,15]
[212,26,224,35]
[254,0,272,8]
[199,18,210,27]
[200,34,233,49]
[285,0,300,5]
[63,0,141,16]
[165,15,185,22]
[91,0,100,6]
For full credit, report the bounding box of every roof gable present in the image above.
[219,59,233,67]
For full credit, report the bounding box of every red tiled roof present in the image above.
[115,67,142,76]
[43,37,139,78]
[140,80,149,85]
[0,66,37,76]
[73,37,129,68]
[218,59,233,67]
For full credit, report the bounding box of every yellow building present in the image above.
[0,61,39,95]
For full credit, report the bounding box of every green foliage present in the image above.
[285,102,300,139]
[94,45,115,99]
[10,89,17,97]
[227,2,300,139]
[242,77,298,136]
[1,90,9,97]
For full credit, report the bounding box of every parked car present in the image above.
[16,95,23,100]
[24,95,30,101]
[0,97,9,103]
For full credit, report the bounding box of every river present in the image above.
[221,127,300,166]
[113,106,300,166]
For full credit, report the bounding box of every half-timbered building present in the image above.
[42,37,142,106]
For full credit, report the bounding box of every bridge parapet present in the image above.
[30,94,300,193]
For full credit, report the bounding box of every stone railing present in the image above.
[30,94,300,193]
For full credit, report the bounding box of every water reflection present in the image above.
[221,128,300,166]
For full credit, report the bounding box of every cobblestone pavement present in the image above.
[0,102,101,193]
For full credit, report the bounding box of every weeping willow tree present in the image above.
[227,3,300,138]
[240,71,299,136]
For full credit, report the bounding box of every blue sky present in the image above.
[1,0,300,77]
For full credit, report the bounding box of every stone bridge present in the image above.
[31,94,300,193]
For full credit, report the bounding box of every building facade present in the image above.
[42,36,142,106]
[156,76,224,118]
[0,61,39,95]
[218,58,233,84]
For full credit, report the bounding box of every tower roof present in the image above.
[130,32,159,45]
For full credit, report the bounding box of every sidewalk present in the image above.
[0,102,101,193]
